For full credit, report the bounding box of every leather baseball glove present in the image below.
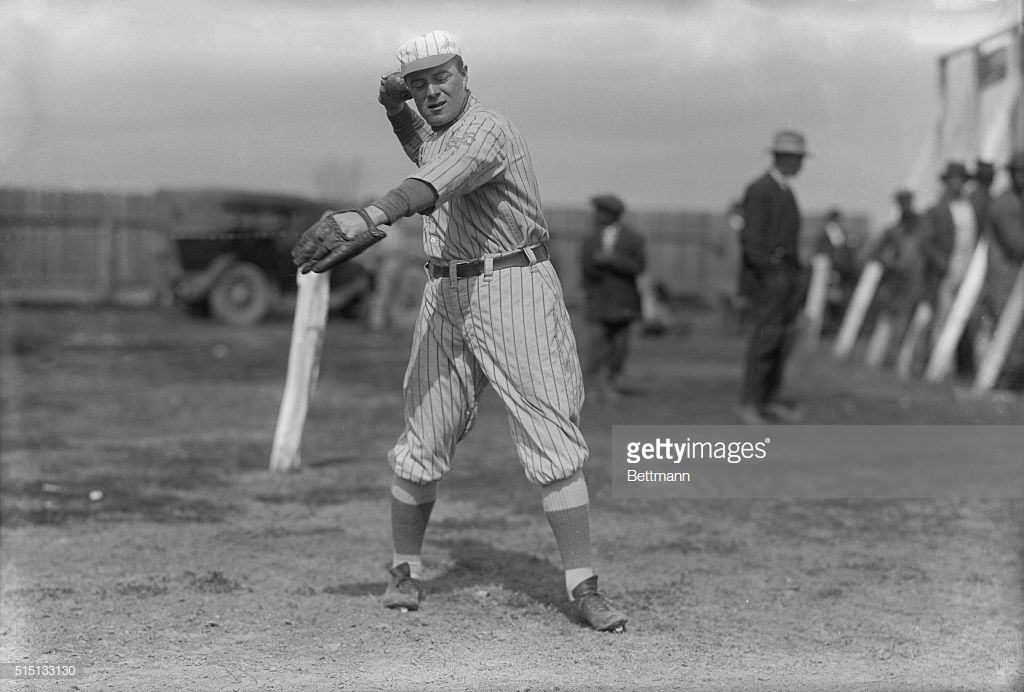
[379,71,412,110]
[292,210,387,274]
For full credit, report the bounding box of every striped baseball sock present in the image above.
[541,471,595,599]
[390,475,437,581]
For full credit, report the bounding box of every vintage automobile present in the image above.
[156,189,373,326]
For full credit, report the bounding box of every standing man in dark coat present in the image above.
[969,160,996,236]
[581,194,646,403]
[982,150,1024,390]
[737,130,809,424]
[918,161,978,378]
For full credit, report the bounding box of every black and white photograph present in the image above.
[1,1,1022,689]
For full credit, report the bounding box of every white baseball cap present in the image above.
[397,30,461,77]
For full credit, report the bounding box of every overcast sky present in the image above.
[1,0,1020,229]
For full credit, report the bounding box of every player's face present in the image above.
[405,59,469,128]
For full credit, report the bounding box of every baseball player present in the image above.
[291,30,627,632]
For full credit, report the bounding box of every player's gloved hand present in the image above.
[292,210,387,274]
[292,212,334,268]
[379,71,411,114]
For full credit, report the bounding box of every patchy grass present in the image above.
[1,304,1022,691]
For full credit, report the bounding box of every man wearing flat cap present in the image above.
[981,150,1024,390]
[580,194,646,402]
[736,129,810,424]
[295,29,627,632]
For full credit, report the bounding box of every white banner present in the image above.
[939,48,980,164]
[978,31,1022,193]
[919,26,1022,194]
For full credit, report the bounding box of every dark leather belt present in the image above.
[426,244,550,279]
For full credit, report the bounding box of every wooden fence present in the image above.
[0,188,170,306]
[0,187,861,310]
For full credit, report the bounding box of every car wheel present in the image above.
[208,262,273,326]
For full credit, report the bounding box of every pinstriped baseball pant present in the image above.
[388,261,588,486]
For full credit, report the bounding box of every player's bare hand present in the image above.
[379,72,411,113]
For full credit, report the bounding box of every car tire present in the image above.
[208,261,273,326]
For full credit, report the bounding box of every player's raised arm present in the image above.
[379,72,429,163]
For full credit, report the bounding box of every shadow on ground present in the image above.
[323,538,566,610]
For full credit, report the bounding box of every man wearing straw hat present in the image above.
[293,30,627,631]
[736,129,810,425]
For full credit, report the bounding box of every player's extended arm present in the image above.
[291,179,437,274]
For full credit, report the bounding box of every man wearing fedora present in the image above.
[736,129,810,425]
[916,160,979,379]
[580,194,646,403]
[981,149,1024,390]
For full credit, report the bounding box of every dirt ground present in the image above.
[1,303,1022,691]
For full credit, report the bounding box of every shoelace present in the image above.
[579,592,614,612]
[395,576,420,594]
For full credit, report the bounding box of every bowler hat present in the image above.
[1007,150,1024,171]
[591,194,625,217]
[769,129,808,157]
[939,161,969,181]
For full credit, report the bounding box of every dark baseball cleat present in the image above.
[571,576,628,632]
[381,562,422,611]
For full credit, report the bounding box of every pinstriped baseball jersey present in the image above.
[392,94,549,261]
[386,94,588,486]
